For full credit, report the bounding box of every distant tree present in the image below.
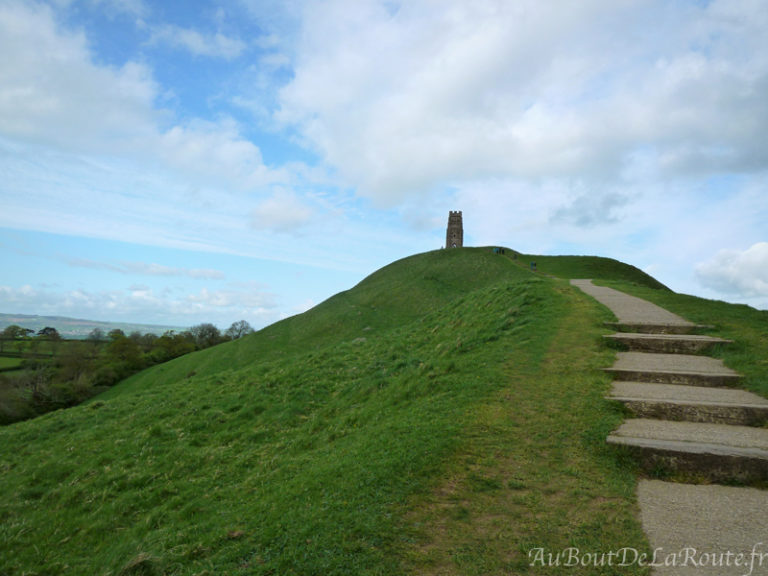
[2,325,34,340]
[86,328,106,358]
[24,365,52,401]
[37,327,61,357]
[189,323,222,350]
[225,320,254,340]
[56,341,94,383]
[137,332,158,352]
[28,336,41,358]
[106,334,142,370]
[37,327,61,340]
[1,325,33,354]
[151,331,195,362]
[87,328,106,342]
[108,329,126,341]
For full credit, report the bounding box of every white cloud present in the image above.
[157,120,278,190]
[148,24,246,59]
[696,243,768,299]
[551,192,630,228]
[128,263,224,279]
[277,0,768,205]
[259,51,291,70]
[187,284,274,310]
[0,1,159,151]
[67,258,225,280]
[0,0,303,262]
[251,189,314,232]
[49,0,148,20]
[0,282,279,328]
[0,1,279,188]
[91,0,148,20]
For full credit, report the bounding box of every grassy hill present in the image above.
[2,248,764,575]
[516,253,670,290]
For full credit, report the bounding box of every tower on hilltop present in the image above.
[446,211,463,248]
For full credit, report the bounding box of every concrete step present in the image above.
[607,419,768,484]
[604,322,711,335]
[604,332,732,354]
[604,352,741,387]
[609,381,768,426]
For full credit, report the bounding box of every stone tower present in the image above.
[445,211,463,248]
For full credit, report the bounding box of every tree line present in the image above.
[0,320,254,424]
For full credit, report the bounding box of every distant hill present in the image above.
[0,313,186,339]
[3,247,763,575]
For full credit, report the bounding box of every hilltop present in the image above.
[4,248,764,575]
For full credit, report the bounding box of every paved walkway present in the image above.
[638,481,768,576]
[570,279,695,328]
[571,279,768,576]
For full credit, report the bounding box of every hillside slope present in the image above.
[515,252,669,289]
[1,248,662,575]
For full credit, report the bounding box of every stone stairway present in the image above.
[604,347,768,483]
[571,279,768,483]
[572,279,768,575]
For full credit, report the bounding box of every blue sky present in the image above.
[1,0,767,330]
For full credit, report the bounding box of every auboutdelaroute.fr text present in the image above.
[528,544,768,575]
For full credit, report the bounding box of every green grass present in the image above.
[96,248,530,401]
[0,376,36,426]
[3,247,729,575]
[515,253,669,290]
[0,357,23,371]
[401,280,649,575]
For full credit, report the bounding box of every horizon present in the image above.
[1,0,767,329]
[0,245,763,334]
[0,310,187,334]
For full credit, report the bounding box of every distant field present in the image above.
[0,313,187,339]
[0,357,23,371]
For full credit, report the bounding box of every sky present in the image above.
[1,0,767,331]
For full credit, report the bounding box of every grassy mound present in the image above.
[515,253,668,289]
[1,248,673,574]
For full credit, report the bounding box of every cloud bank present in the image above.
[278,0,768,206]
[696,243,768,303]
